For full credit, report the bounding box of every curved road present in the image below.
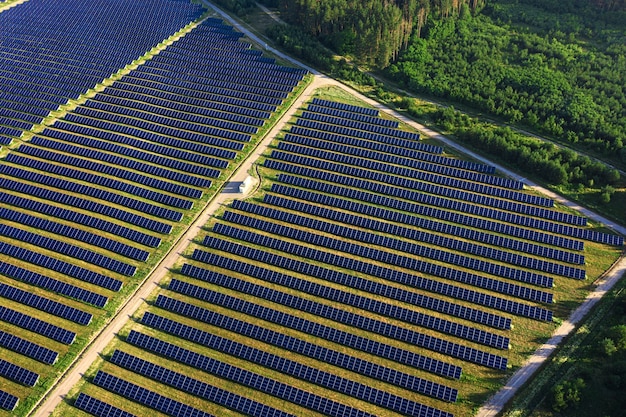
[32,2,625,416]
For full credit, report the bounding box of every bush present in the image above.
[551,377,585,412]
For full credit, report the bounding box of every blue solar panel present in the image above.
[0,282,92,325]
[92,371,215,417]
[0,329,58,364]
[0,358,39,387]
[0,389,18,411]
[74,393,137,417]
[0,305,75,345]
[112,347,297,417]
[199,234,552,321]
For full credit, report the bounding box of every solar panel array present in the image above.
[1,3,307,412]
[0,0,205,137]
[114,97,621,417]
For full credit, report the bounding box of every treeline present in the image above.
[435,106,620,200]
[274,0,486,68]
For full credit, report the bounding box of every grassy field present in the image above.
[50,86,625,417]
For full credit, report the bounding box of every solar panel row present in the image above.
[163,272,508,369]
[0,390,18,411]
[112,348,298,417]
[91,93,266,128]
[119,74,283,107]
[290,124,439,154]
[60,114,234,167]
[0,223,136,277]
[169,266,462,390]
[307,104,398,128]
[302,111,420,141]
[312,97,380,116]
[0,305,75,345]
[1,0,205,134]
[108,79,276,113]
[0,282,92,325]
[0,189,161,248]
[281,136,534,202]
[95,90,270,126]
[126,326,458,414]
[83,99,259,135]
[270,182,582,252]
[167,283,454,378]
[141,307,443,417]
[0,161,183,223]
[296,118,495,173]
[0,358,39,387]
[92,371,216,417]
[268,159,587,230]
[215,217,554,299]
[288,126,518,188]
[32,134,215,186]
[188,250,510,331]
[0,206,149,262]
[274,173,590,245]
[18,144,201,202]
[127,65,289,96]
[74,393,137,417]
[0,240,122,291]
[198,236,552,320]
[132,62,297,94]
[0,176,173,234]
[229,200,580,281]
[263,192,582,265]
[174,258,507,349]
[0,260,108,308]
[0,329,58,365]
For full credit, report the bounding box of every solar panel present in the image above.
[0,305,75,345]
[0,358,39,387]
[92,371,215,417]
[74,393,137,417]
